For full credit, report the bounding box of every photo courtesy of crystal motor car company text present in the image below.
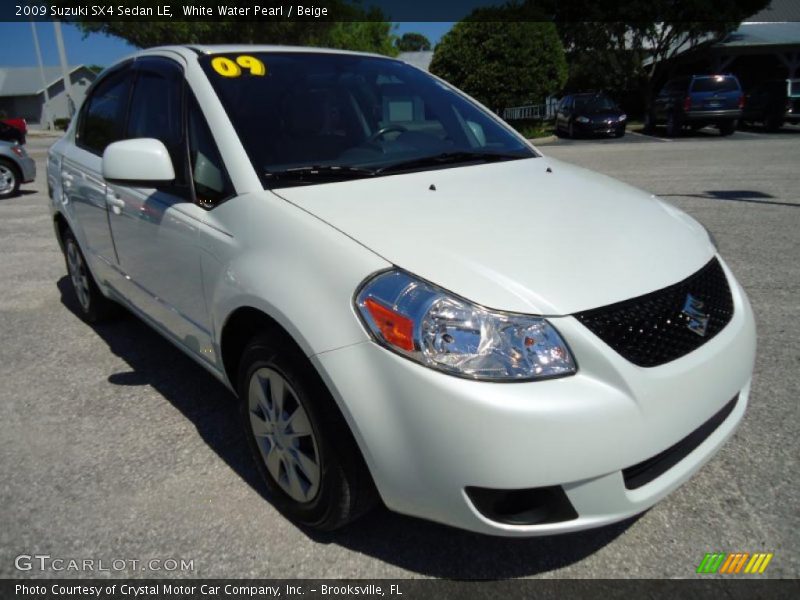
[47,42,755,537]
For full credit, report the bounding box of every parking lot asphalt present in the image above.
[1,130,798,580]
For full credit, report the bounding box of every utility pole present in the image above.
[30,21,53,130]
[53,21,75,118]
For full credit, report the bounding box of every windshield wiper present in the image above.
[374,151,531,175]
[265,165,377,184]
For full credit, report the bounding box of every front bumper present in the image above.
[574,120,626,136]
[312,258,756,536]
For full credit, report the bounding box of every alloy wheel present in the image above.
[0,164,15,195]
[248,367,321,503]
[66,241,91,312]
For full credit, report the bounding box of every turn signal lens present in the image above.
[363,297,415,351]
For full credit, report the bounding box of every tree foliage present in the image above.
[547,0,771,107]
[430,17,567,112]
[395,32,432,52]
[70,2,397,56]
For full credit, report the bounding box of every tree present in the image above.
[548,0,770,111]
[430,17,567,112]
[69,1,397,56]
[395,32,432,52]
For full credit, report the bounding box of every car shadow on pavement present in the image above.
[57,276,636,579]
[0,190,37,200]
[659,190,799,209]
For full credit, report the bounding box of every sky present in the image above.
[0,22,454,69]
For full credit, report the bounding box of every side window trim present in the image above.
[126,56,192,200]
[184,90,235,210]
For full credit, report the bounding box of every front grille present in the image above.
[622,395,738,490]
[575,258,733,367]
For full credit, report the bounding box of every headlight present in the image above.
[355,270,577,381]
[575,116,590,123]
[619,114,627,121]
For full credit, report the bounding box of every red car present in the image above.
[0,118,27,145]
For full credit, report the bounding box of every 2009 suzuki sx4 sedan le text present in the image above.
[47,46,756,536]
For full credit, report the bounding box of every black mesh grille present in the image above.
[575,258,733,367]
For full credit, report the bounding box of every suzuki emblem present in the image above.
[682,294,710,337]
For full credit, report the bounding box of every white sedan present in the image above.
[46,45,755,536]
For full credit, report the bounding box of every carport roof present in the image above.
[717,22,800,48]
[0,65,86,97]
[746,0,800,22]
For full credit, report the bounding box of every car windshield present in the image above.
[200,52,534,187]
[691,77,739,93]
[790,80,800,97]
[573,95,616,112]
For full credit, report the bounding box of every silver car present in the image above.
[0,140,36,198]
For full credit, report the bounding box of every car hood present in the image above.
[274,157,714,315]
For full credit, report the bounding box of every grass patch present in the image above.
[508,118,555,139]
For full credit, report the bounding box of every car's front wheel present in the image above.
[238,334,376,531]
[63,230,118,323]
[0,158,20,199]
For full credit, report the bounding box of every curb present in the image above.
[528,135,557,144]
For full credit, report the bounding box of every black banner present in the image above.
[2,0,794,23]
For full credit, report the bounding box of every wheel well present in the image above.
[0,157,21,180]
[53,212,69,252]
[220,307,304,391]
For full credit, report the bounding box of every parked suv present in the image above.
[555,92,626,138]
[646,74,743,136]
[47,46,755,536]
[741,79,800,131]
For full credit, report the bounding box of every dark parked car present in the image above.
[741,79,800,131]
[646,74,743,137]
[0,121,25,145]
[555,93,626,138]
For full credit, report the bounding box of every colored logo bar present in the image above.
[697,552,773,574]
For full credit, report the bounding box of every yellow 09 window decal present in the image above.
[211,55,266,78]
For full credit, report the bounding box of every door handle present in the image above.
[107,194,125,215]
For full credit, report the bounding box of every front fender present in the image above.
[202,192,390,376]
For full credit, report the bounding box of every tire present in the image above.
[62,229,118,323]
[238,334,376,531]
[718,120,736,136]
[568,121,576,139]
[614,127,625,138]
[666,113,682,137]
[0,158,20,199]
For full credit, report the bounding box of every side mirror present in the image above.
[102,138,175,186]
